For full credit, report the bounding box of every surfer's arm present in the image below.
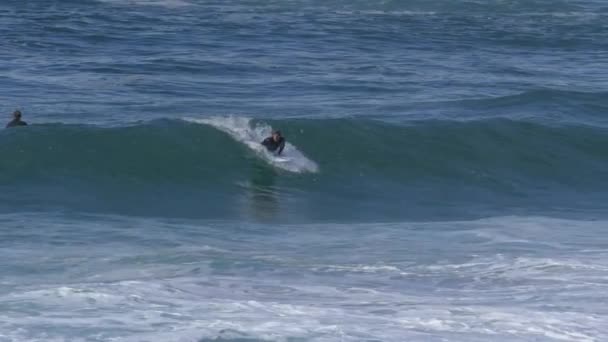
[277,140,285,155]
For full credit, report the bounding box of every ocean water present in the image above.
[1,1,607,341]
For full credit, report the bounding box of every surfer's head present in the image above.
[272,130,282,141]
[13,110,22,119]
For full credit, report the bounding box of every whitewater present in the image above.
[186,116,319,173]
[1,214,607,341]
[1,0,607,341]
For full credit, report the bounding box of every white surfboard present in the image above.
[272,156,290,163]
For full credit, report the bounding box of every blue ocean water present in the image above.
[1,0,607,341]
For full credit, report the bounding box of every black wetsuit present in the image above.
[6,119,27,128]
[262,136,285,155]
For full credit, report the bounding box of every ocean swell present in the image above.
[1,117,606,219]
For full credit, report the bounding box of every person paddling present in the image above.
[261,130,285,155]
[6,110,27,128]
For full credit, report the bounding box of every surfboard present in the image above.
[273,156,290,163]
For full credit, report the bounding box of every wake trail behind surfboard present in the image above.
[184,116,319,173]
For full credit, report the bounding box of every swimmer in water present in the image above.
[6,110,27,128]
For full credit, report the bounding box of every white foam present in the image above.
[2,275,603,342]
[2,214,607,341]
[185,116,319,173]
[312,264,405,274]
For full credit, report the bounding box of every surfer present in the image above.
[6,110,27,128]
[262,130,285,155]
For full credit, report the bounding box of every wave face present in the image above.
[1,117,606,220]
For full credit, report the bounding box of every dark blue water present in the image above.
[1,1,607,341]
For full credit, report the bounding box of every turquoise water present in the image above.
[1,1,607,341]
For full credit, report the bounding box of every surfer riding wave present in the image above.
[261,130,285,155]
[184,116,318,173]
